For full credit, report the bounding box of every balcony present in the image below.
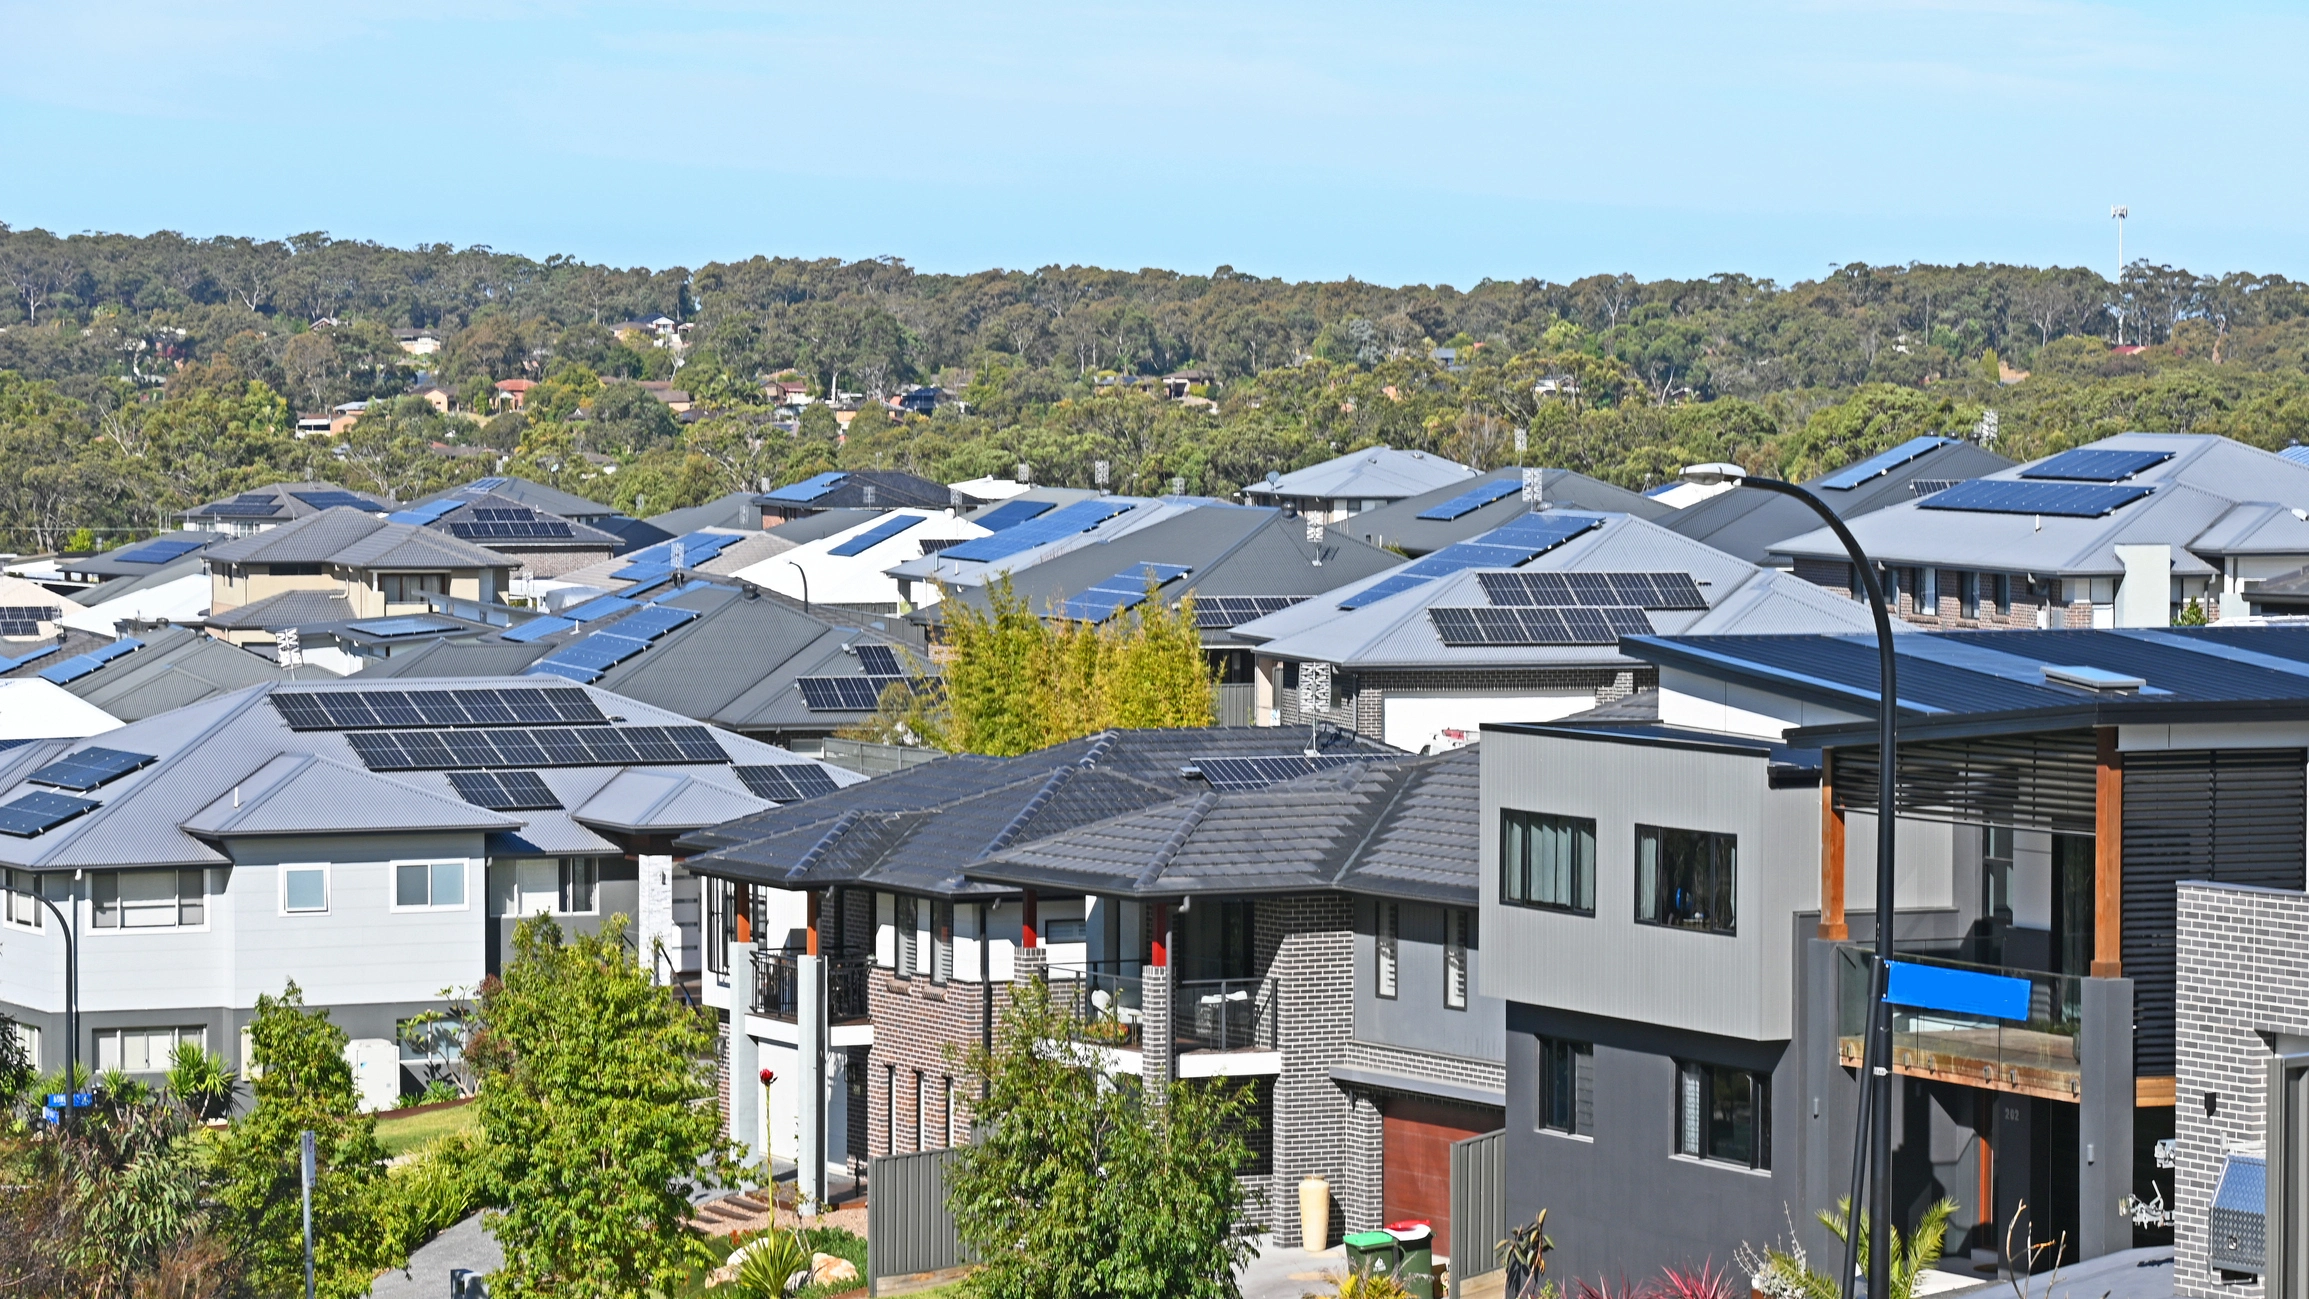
[1050,962,1145,1049]
[1175,976,1276,1054]
[750,950,872,1024]
[1836,945,2081,1101]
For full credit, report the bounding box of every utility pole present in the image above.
[301,1129,317,1299]
[2111,206,2130,345]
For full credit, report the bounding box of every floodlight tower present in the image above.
[2111,206,2130,345]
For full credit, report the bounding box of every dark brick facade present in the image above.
[865,966,1007,1158]
[1256,894,1356,1245]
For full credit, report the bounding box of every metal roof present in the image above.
[204,508,511,570]
[181,481,401,524]
[1240,447,1475,503]
[1664,438,2013,563]
[412,476,619,521]
[1341,468,1674,557]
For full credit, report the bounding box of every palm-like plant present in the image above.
[717,1227,812,1297]
[1745,1198,1959,1299]
[164,1041,242,1121]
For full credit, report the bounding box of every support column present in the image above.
[798,892,826,1208]
[2079,976,2136,1260]
[728,938,765,1176]
[1820,752,1849,941]
[639,853,677,976]
[2094,728,2123,978]
[1142,902,1173,1093]
[1021,889,1039,950]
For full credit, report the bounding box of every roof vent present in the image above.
[2042,664,2145,693]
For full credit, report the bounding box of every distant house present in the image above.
[411,384,455,415]
[764,379,812,407]
[1163,369,1215,399]
[614,314,680,340]
[492,379,537,412]
[1240,447,1477,524]
[392,328,441,356]
[634,381,692,413]
[328,403,368,436]
[754,471,954,524]
[180,482,399,538]
[385,486,623,580]
[295,414,333,437]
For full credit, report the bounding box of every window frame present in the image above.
[894,895,919,981]
[4,868,44,930]
[1959,571,1980,619]
[1674,1059,1770,1170]
[280,863,330,915]
[391,859,471,912]
[931,898,953,987]
[1501,809,1596,915]
[380,571,450,603]
[558,858,599,915]
[94,1025,207,1074]
[1535,1035,1592,1135]
[89,868,208,931]
[1634,825,1737,936]
[1375,900,1399,1000]
[1443,908,1471,1010]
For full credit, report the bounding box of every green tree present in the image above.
[948,980,1257,1299]
[470,914,729,1299]
[211,981,396,1299]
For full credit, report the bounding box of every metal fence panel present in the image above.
[867,1147,968,1295]
[1215,682,1256,726]
[1449,1128,1506,1294]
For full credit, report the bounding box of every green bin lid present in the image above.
[1344,1232,1396,1249]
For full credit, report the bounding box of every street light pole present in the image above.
[787,561,810,616]
[32,889,79,1128]
[1681,466,1897,1299]
[2111,206,2130,346]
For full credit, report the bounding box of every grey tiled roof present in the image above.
[1666,439,2013,564]
[58,626,335,720]
[204,508,509,570]
[182,481,399,524]
[413,476,617,521]
[202,589,357,631]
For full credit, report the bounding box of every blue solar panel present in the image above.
[501,616,574,643]
[114,537,205,564]
[523,659,603,683]
[562,596,639,622]
[1416,477,1521,520]
[38,638,143,685]
[28,745,154,791]
[940,499,1136,563]
[347,617,460,638]
[0,644,61,673]
[2281,445,2309,468]
[969,499,1056,532]
[290,490,390,513]
[1917,479,2153,517]
[1058,563,1193,621]
[1337,515,1603,609]
[829,514,925,557]
[611,562,674,582]
[2019,448,2174,482]
[608,605,697,641]
[0,790,101,838]
[535,633,649,675]
[761,471,848,502]
[387,499,464,526]
[1815,436,1956,491]
[465,476,509,492]
[618,531,741,574]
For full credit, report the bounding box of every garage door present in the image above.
[1381,1096,1504,1256]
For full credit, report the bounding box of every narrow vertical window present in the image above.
[706,877,729,974]
[1444,908,1470,1010]
[1375,901,1398,999]
[874,891,896,968]
[558,859,597,913]
[92,872,120,928]
[931,899,953,986]
[1993,573,2012,615]
[1960,572,1980,619]
[177,869,205,926]
[1677,1062,1703,1156]
[894,896,917,979]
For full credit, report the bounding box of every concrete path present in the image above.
[1935,1246,2176,1299]
[370,1213,502,1299]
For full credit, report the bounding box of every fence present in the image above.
[1449,1128,1506,1296]
[867,1147,969,1296]
[1215,682,1257,726]
[821,737,947,777]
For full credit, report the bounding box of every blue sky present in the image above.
[1,1,2302,288]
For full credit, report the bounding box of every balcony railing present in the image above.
[1175,977,1277,1053]
[1836,945,2081,1101]
[750,950,872,1023]
[1049,962,1145,1049]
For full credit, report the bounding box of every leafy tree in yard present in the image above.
[948,979,1258,1299]
[470,914,730,1299]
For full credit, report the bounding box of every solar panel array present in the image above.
[270,687,606,730]
[203,493,284,517]
[38,638,143,685]
[446,769,563,811]
[1416,477,1521,520]
[736,764,842,803]
[613,530,743,579]
[523,603,699,683]
[501,616,574,643]
[562,595,638,622]
[1917,479,2153,518]
[2019,448,2174,482]
[113,538,205,564]
[1428,604,1653,646]
[1193,596,1306,629]
[1195,754,1370,792]
[1058,562,1192,622]
[465,476,509,492]
[1909,479,1960,498]
[969,498,1055,532]
[0,644,60,673]
[346,616,461,639]
[761,471,848,502]
[27,746,155,791]
[938,499,1136,563]
[0,790,101,838]
[348,725,727,771]
[446,507,578,540]
[289,489,390,513]
[386,499,464,526]
[1475,571,1708,610]
[1814,436,1954,491]
[855,644,902,676]
[828,514,925,557]
[797,676,904,711]
[1337,514,1603,610]
[0,606,58,636]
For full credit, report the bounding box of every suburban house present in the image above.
[1476,625,2309,1282]
[756,471,958,524]
[1240,447,1477,523]
[671,726,1398,1194]
[883,496,1235,609]
[54,532,229,594]
[2,625,334,721]
[1228,510,1888,752]
[392,329,441,356]
[1772,433,2309,627]
[179,482,397,538]
[646,492,767,536]
[385,486,624,579]
[0,676,852,1108]
[492,379,536,412]
[1663,434,2013,565]
[731,509,996,615]
[1341,467,1676,558]
[553,528,799,597]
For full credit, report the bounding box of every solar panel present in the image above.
[270,687,605,729]
[1193,754,1370,792]
[289,490,389,513]
[1916,479,2153,517]
[1058,563,1194,622]
[797,676,904,711]
[619,530,741,570]
[38,638,143,685]
[1416,477,1521,520]
[1909,479,1959,498]
[447,769,563,811]
[447,518,576,540]
[761,471,849,502]
[386,499,464,526]
[1814,436,1955,490]
[1337,515,1602,609]
[1476,571,1707,610]
[736,764,842,803]
[113,538,204,564]
[969,498,1056,532]
[524,660,603,683]
[1193,596,1305,628]
[203,494,284,517]
[2019,448,2174,482]
[0,644,60,673]
[938,499,1136,563]
[348,725,727,770]
[27,746,155,791]
[1428,605,1652,646]
[346,616,461,638]
[501,616,574,643]
[0,790,101,837]
[608,605,697,642]
[466,476,509,492]
[828,513,925,557]
[855,644,902,676]
[532,634,649,675]
[563,596,639,622]
[612,562,674,583]
[2281,446,2309,468]
[0,604,56,635]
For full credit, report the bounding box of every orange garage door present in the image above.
[1381,1096,1504,1256]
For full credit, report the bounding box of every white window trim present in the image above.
[86,868,213,936]
[3,869,45,931]
[280,862,331,915]
[389,858,472,913]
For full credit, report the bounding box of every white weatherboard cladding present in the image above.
[226,833,488,1009]
[1381,691,1593,753]
[1836,812,1958,912]
[1657,666,1867,739]
[1479,729,1815,1041]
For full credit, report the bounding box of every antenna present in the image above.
[1522,467,1545,511]
[2110,205,2130,345]
[1094,460,1109,490]
[276,627,303,669]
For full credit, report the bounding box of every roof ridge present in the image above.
[1131,790,1219,890]
[789,809,866,878]
[1326,762,1428,886]
[981,762,1079,858]
[27,683,277,859]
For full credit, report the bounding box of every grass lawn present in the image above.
[374,1101,479,1156]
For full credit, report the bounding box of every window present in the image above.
[13,1022,37,1067]
[1676,1061,1769,1169]
[95,1025,205,1073]
[894,895,919,980]
[1920,567,1939,612]
[559,859,597,914]
[394,861,468,910]
[5,868,44,929]
[1980,826,2014,924]
[1045,917,1088,943]
[1993,573,2012,615]
[381,572,448,602]
[1376,902,1399,999]
[1537,1036,1593,1134]
[268,562,325,577]
[1636,826,1736,934]
[1179,899,1255,981]
[875,892,896,968]
[1959,571,1980,619]
[931,899,953,986]
[94,869,206,928]
[1502,810,1595,914]
[706,877,731,975]
[1444,908,1471,1010]
[282,865,328,913]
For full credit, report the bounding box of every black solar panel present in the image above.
[0,790,101,837]
[2018,448,2174,482]
[797,677,905,711]
[1194,754,1370,792]
[1193,596,1306,629]
[27,746,156,791]
[289,490,388,512]
[1916,479,2153,517]
[348,726,728,770]
[0,606,59,637]
[447,518,577,540]
[1476,571,1708,611]
[203,495,283,517]
[271,688,607,729]
[1429,605,1653,646]
[446,769,563,811]
[736,764,842,803]
[855,645,901,676]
